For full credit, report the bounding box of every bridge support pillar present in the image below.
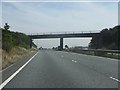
[30,39,32,48]
[60,37,63,50]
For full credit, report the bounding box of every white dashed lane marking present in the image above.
[72,60,74,62]
[72,60,77,63]
[109,77,120,83]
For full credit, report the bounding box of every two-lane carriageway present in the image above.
[1,50,119,88]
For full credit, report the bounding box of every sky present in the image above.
[1,0,118,48]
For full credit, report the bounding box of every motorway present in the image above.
[2,50,119,88]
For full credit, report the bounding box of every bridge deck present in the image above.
[28,32,100,39]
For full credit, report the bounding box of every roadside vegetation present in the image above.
[89,25,120,50]
[61,25,120,60]
[2,23,37,52]
[1,23,37,69]
[66,47,120,60]
[89,24,120,60]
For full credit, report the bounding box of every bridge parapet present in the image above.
[28,31,100,35]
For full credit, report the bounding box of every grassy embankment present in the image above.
[1,27,37,70]
[2,47,37,69]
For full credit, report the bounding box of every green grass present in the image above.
[64,49,120,60]
[103,53,120,59]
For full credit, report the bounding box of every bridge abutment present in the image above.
[60,37,63,50]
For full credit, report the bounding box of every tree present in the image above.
[2,30,13,52]
[4,23,10,30]
[89,25,120,50]
[65,45,68,48]
[2,23,37,52]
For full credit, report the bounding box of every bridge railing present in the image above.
[28,31,100,35]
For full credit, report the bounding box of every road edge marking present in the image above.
[0,51,39,89]
[109,77,120,82]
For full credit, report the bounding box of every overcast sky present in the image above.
[1,0,118,48]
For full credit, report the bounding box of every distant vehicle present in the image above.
[39,47,47,50]
[39,47,43,50]
[74,46,88,50]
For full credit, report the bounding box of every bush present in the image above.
[2,30,13,52]
[89,25,120,50]
[2,28,37,52]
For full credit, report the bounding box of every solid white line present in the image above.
[80,53,119,62]
[0,64,14,73]
[109,77,120,83]
[95,56,119,62]
[0,51,39,89]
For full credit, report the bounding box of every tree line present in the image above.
[89,25,120,50]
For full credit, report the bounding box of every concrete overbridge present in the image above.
[28,31,100,50]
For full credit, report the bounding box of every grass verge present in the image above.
[1,47,37,70]
[64,49,120,60]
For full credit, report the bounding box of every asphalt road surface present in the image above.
[3,50,119,88]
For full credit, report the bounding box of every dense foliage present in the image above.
[2,26,37,52]
[89,25,120,50]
